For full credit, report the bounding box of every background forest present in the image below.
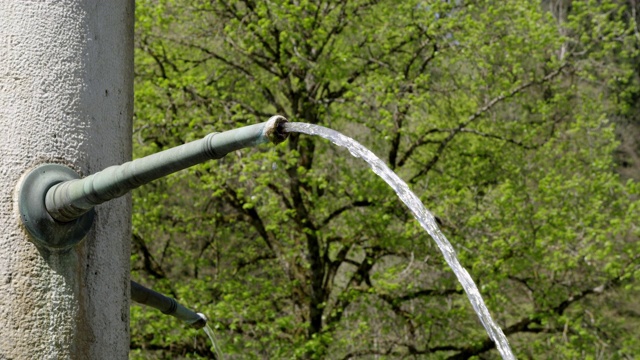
[129,0,640,359]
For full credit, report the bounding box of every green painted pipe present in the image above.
[45,115,288,222]
[130,280,207,329]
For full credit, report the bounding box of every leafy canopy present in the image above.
[131,0,640,359]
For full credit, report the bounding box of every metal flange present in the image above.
[17,164,95,250]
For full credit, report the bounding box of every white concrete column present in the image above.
[0,1,133,358]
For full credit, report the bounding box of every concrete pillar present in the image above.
[0,1,133,358]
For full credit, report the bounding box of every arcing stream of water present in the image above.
[283,123,515,359]
[203,324,224,359]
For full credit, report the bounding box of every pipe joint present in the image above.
[16,164,95,250]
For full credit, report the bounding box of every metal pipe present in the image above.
[45,115,288,222]
[130,280,207,329]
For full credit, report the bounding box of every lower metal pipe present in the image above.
[130,280,207,329]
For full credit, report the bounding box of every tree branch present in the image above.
[132,233,167,279]
[408,65,568,183]
[320,200,373,228]
[445,275,624,360]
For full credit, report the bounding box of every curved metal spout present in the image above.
[131,280,207,329]
[46,115,288,222]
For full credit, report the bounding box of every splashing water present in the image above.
[203,324,224,360]
[283,122,515,359]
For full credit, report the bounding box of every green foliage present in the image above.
[131,0,640,358]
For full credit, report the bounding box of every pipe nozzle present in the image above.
[263,115,289,144]
[192,313,208,330]
[131,280,207,329]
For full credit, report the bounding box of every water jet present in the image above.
[282,122,515,359]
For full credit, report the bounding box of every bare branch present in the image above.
[458,128,536,149]
[408,65,568,183]
[320,200,373,228]
[445,274,624,360]
[132,233,167,279]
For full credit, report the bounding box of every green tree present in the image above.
[130,0,640,358]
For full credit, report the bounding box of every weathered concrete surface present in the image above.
[0,1,133,358]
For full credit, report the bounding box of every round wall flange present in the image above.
[17,164,94,250]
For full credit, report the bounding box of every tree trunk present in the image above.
[0,1,133,358]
